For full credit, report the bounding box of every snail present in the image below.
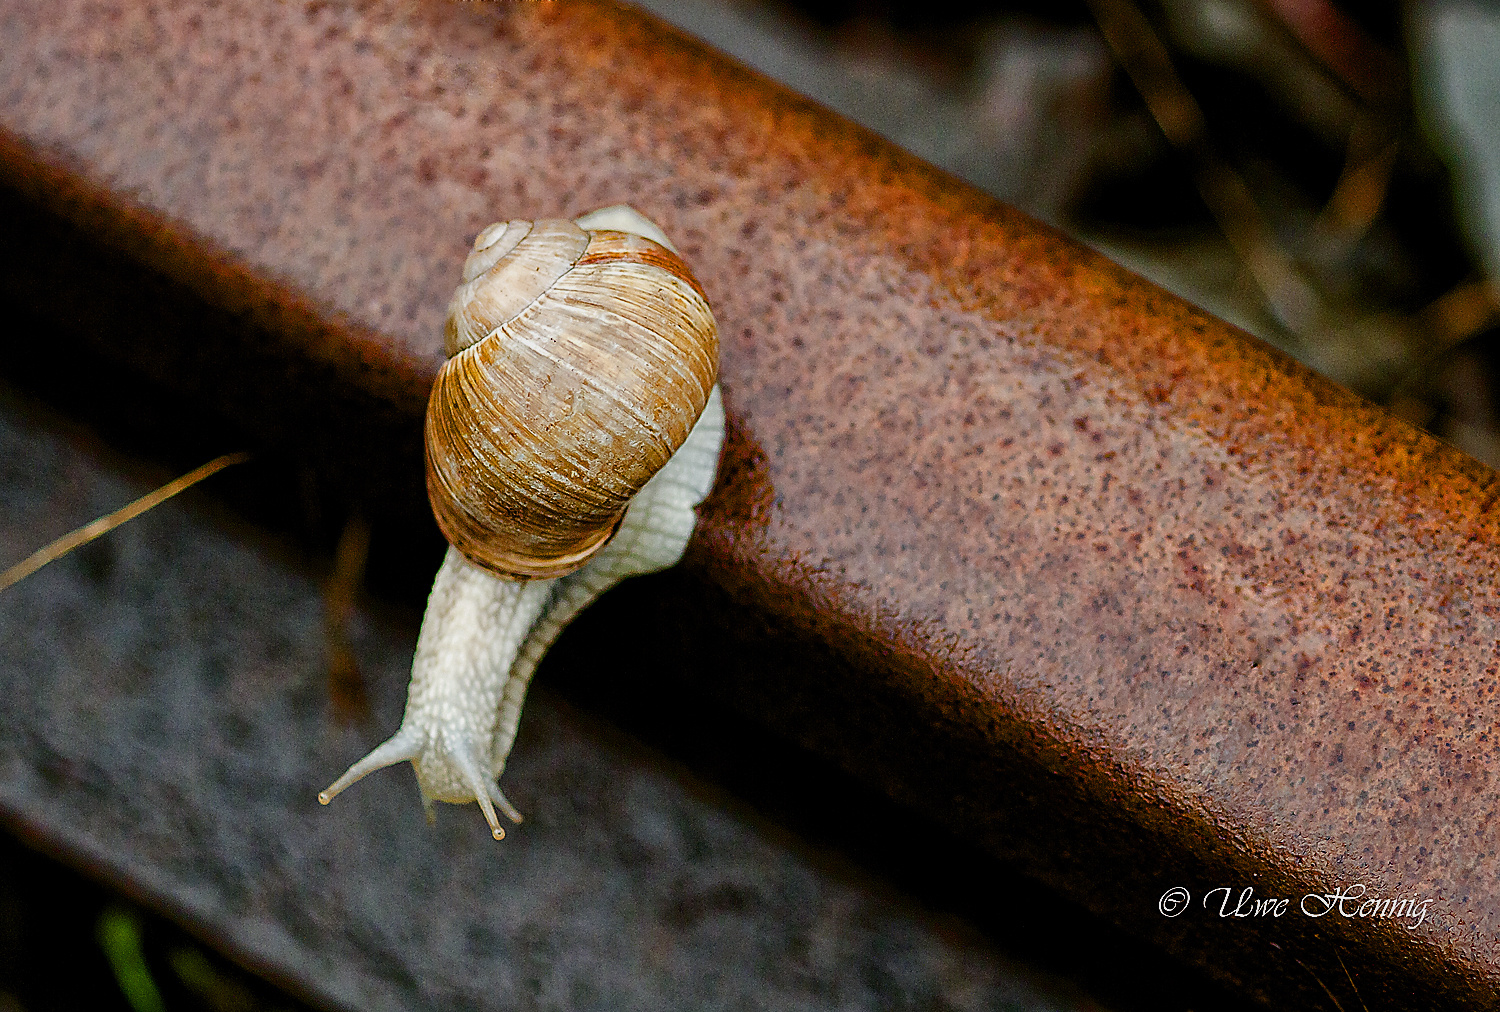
[319,205,724,840]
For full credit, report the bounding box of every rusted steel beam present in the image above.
[2,1,1496,1008]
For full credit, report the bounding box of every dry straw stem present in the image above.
[1315,127,1400,243]
[0,452,249,593]
[1087,0,1323,334]
[325,512,373,722]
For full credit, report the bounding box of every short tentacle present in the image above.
[449,743,506,840]
[320,550,553,836]
[488,783,523,824]
[319,728,421,805]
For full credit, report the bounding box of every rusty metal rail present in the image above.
[2,1,1497,1008]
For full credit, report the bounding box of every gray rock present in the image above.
[0,388,1098,1012]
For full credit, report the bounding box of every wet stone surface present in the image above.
[0,388,1108,1012]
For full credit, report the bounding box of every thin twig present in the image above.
[1385,278,1500,407]
[1336,949,1371,1012]
[1315,123,1399,244]
[325,512,373,722]
[1424,278,1500,353]
[1292,953,1348,1012]
[1087,0,1323,334]
[0,452,250,593]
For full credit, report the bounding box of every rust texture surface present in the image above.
[2,1,1497,1008]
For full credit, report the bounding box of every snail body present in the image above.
[321,206,723,839]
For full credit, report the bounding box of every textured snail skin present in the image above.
[319,208,723,840]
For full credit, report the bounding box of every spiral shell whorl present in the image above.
[426,218,719,580]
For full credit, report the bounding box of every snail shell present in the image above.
[320,206,724,841]
[427,216,719,580]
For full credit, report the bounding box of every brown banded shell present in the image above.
[425,218,719,580]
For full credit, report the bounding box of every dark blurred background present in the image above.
[4,1,1497,1009]
[644,0,1500,462]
